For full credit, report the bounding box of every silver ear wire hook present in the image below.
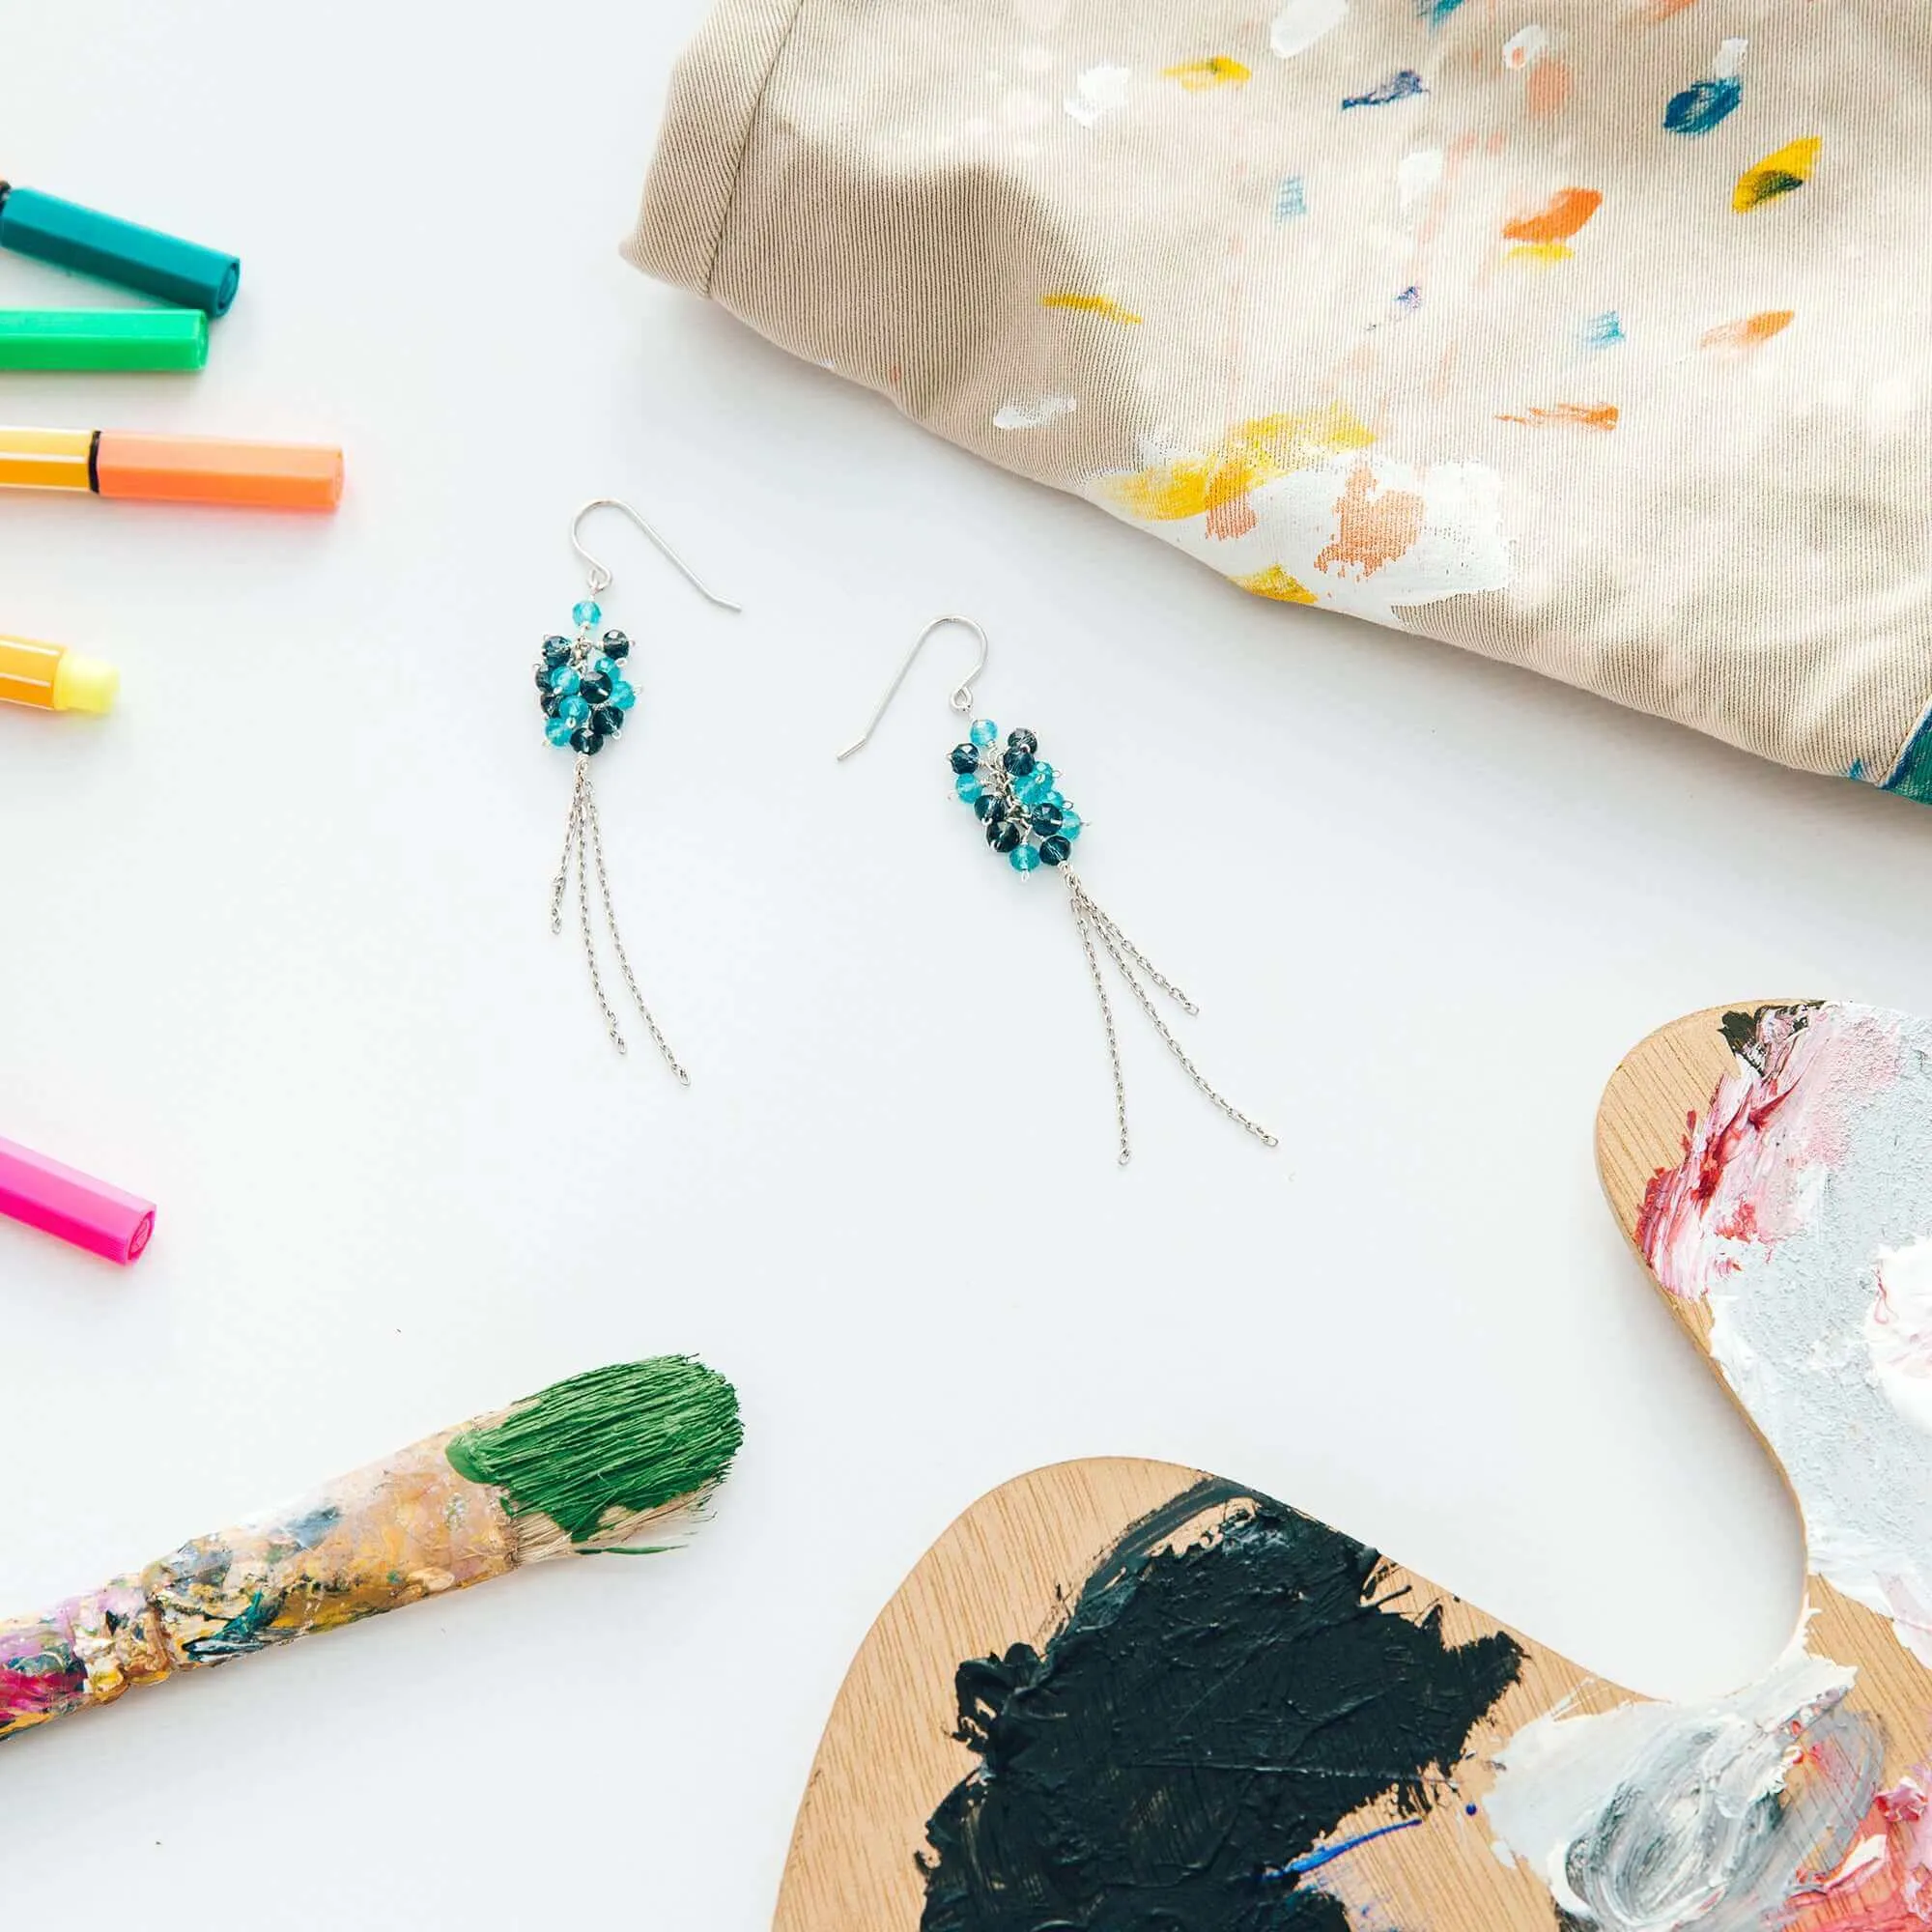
[569,497,744,611]
[837,614,991,761]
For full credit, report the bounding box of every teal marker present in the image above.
[0,308,209,372]
[0,184,240,317]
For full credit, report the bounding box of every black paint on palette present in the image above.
[918,1479,1523,1931]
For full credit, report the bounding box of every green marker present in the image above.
[0,308,209,373]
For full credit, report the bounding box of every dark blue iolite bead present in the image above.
[977,794,1008,823]
[579,672,612,705]
[534,665,555,692]
[1008,727,1038,755]
[571,727,605,755]
[543,692,562,719]
[1003,747,1036,778]
[986,819,1023,853]
[950,744,980,776]
[1030,803,1064,836]
[594,706,624,735]
[1038,835,1072,867]
[542,636,573,667]
[602,631,632,661]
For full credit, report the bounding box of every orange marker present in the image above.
[0,634,117,715]
[0,426,341,511]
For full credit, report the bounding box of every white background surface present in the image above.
[1,3,1922,1921]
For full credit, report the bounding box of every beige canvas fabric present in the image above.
[630,0,1932,800]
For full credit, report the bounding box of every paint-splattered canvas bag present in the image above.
[631,0,1932,803]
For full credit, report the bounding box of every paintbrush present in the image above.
[0,1355,741,1743]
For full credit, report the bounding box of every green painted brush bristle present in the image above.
[443,1356,742,1547]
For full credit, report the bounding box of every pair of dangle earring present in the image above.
[838,616,1278,1165]
[534,497,741,1079]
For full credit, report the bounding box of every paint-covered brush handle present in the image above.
[0,1431,518,1744]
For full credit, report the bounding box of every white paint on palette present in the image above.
[1270,0,1350,59]
[993,395,1078,431]
[1639,1003,1932,1665]
[1488,1647,1880,1932]
[1065,64,1132,127]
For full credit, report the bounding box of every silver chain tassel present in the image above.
[1065,870,1276,1165]
[549,757,689,1083]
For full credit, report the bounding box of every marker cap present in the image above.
[0,1134,156,1266]
[0,308,208,373]
[94,431,344,512]
[0,185,240,317]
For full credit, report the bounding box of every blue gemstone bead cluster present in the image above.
[951,721,1083,872]
[534,600,638,754]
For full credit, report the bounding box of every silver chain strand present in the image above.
[1065,870,1278,1154]
[583,780,690,1084]
[1070,885,1133,1165]
[550,754,690,1081]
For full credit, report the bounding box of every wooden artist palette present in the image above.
[777,1000,1932,1932]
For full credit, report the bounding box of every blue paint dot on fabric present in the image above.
[1274,175,1309,221]
[1342,69,1427,110]
[1394,285,1423,314]
[1417,0,1468,21]
[1664,75,1743,135]
[1582,309,1625,351]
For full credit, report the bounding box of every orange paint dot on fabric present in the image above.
[1502,186,1604,244]
[1041,292,1145,325]
[1526,57,1573,118]
[1734,137,1821,212]
[1314,462,1428,580]
[1497,402,1620,432]
[1701,309,1795,352]
[1162,56,1252,91]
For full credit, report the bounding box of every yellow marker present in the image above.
[0,427,93,492]
[0,634,118,714]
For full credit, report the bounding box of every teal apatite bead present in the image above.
[611,680,638,711]
[592,655,619,681]
[969,718,999,749]
[1061,807,1083,839]
[560,696,591,725]
[545,717,575,748]
[573,600,603,628]
[549,665,581,696]
[955,775,984,804]
[1009,843,1042,873]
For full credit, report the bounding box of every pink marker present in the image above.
[0,1134,155,1265]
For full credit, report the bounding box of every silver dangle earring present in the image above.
[536,497,742,1078]
[838,615,1277,1165]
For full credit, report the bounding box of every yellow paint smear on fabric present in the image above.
[1097,406,1376,524]
[1236,566,1320,605]
[1497,402,1620,432]
[1701,310,1795,352]
[1041,292,1145,326]
[1315,463,1427,580]
[1163,56,1252,91]
[1734,138,1821,212]
[1507,242,1574,265]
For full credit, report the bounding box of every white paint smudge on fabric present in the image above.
[1083,450,1513,623]
[1488,1647,1880,1932]
[1712,37,1748,80]
[1065,64,1132,127]
[1270,0,1350,59]
[994,395,1078,431]
[1639,1002,1932,1664]
[1397,148,1445,213]
[1503,24,1549,70]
